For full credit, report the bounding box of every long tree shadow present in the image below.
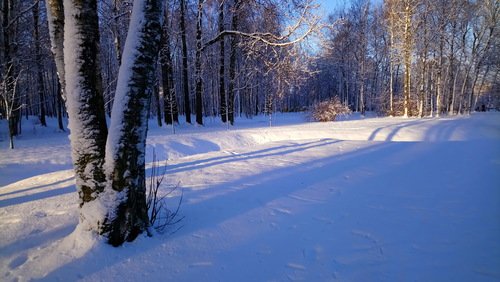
[367,121,413,141]
[422,118,464,141]
[384,119,430,141]
[372,117,467,142]
[38,140,413,281]
[152,139,337,175]
[0,164,72,188]
[0,177,74,198]
[0,185,75,208]
[173,142,410,235]
[367,119,429,141]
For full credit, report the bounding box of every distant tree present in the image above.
[160,2,179,125]
[179,0,191,124]
[33,0,47,126]
[1,0,21,149]
[45,0,65,99]
[227,0,241,125]
[218,0,227,123]
[194,0,204,125]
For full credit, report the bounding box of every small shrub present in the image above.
[147,151,184,234]
[309,97,351,122]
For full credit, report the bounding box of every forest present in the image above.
[1,0,498,136]
[0,0,498,246]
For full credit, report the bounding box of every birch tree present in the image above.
[46,0,162,246]
[45,0,65,98]
[104,0,163,246]
[1,0,21,148]
[59,0,108,219]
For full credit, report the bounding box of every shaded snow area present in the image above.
[1,113,499,281]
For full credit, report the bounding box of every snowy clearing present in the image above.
[1,112,499,281]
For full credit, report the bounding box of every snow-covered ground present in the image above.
[1,112,499,281]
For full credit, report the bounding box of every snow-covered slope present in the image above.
[1,113,499,281]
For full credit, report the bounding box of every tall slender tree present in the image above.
[195,0,204,125]
[33,0,47,126]
[160,3,179,125]
[1,0,20,148]
[227,0,241,125]
[180,0,191,123]
[218,0,227,123]
[45,0,65,98]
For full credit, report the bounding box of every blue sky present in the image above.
[316,0,383,16]
[317,0,350,14]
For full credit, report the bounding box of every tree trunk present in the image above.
[154,83,162,127]
[359,60,365,116]
[227,0,241,125]
[218,0,227,123]
[62,0,108,226]
[45,0,66,100]
[104,0,163,246]
[436,34,444,117]
[2,0,21,148]
[418,58,426,118]
[34,1,47,126]
[227,0,240,125]
[402,1,412,117]
[195,0,203,125]
[56,80,65,131]
[112,0,124,65]
[180,0,191,124]
[160,6,178,125]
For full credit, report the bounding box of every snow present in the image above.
[62,0,109,225]
[105,0,145,168]
[1,112,500,281]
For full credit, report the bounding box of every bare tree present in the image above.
[33,0,47,126]
[227,0,242,125]
[218,0,227,123]
[195,0,204,125]
[180,0,191,124]
[160,2,179,125]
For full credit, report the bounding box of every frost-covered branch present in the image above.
[202,0,321,51]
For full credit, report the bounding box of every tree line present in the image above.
[2,0,498,147]
[1,0,320,149]
[307,0,499,117]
